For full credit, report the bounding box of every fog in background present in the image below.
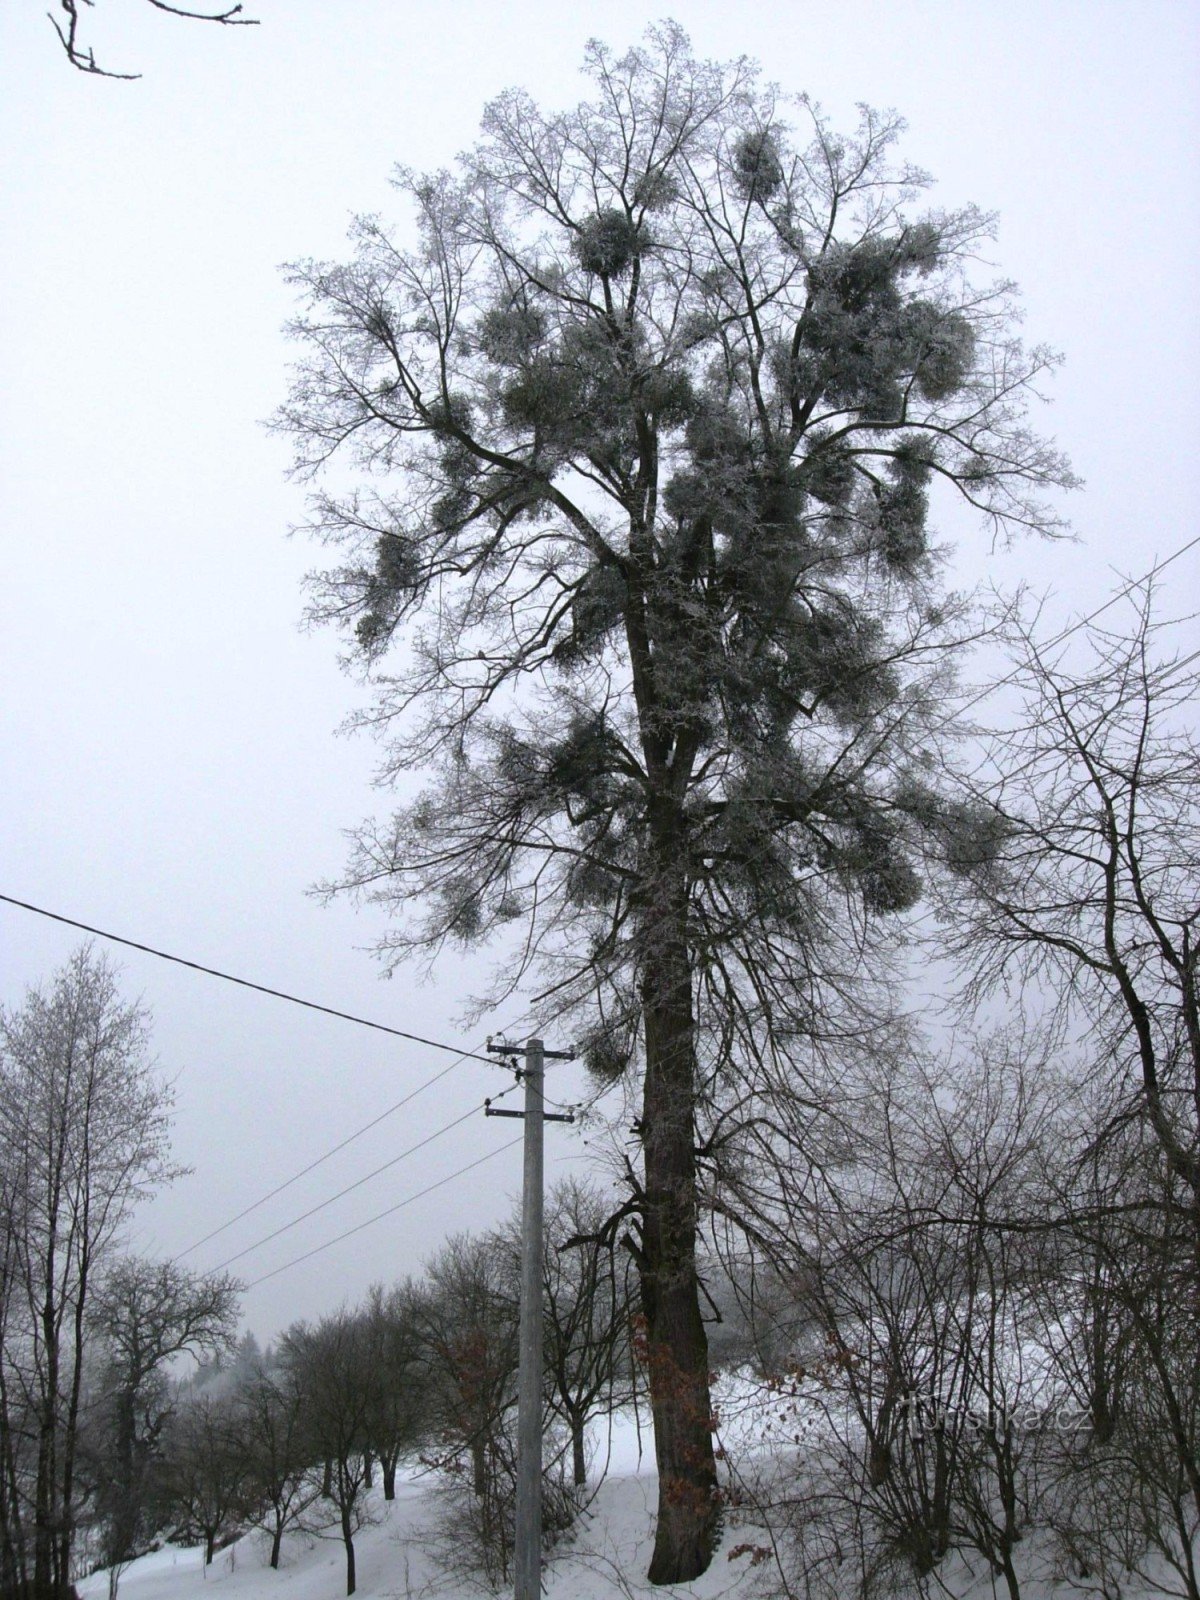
[1,0,1197,1341]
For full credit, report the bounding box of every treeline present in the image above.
[98,1178,631,1596]
[0,951,239,1600]
[0,1006,632,1600]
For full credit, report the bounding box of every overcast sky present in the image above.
[1,0,1197,1343]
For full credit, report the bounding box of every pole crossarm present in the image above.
[486,1036,576,1061]
[484,1104,575,1123]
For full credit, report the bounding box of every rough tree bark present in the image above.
[639,922,719,1580]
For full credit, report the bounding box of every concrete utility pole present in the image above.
[485,1035,574,1600]
[514,1036,544,1600]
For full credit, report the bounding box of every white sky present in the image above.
[1,0,1198,1343]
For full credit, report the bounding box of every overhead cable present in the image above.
[244,1136,525,1288]
[947,530,1200,727]
[178,1052,471,1258]
[179,1006,541,1260]
[205,1103,484,1272]
[203,1077,521,1274]
[0,892,492,1063]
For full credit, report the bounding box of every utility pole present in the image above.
[514,1036,544,1600]
[485,1035,574,1600]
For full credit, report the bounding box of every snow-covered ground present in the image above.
[77,1408,764,1600]
[76,1474,754,1600]
[78,1394,1188,1600]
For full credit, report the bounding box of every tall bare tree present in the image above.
[277,23,1071,1578]
[85,1258,238,1576]
[0,948,179,1600]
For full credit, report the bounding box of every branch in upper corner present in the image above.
[48,0,259,81]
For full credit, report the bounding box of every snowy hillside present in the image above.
[77,1409,762,1600]
[79,1398,1188,1600]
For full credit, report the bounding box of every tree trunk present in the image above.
[471,1439,486,1499]
[340,1506,356,1597]
[638,906,719,1584]
[270,1522,282,1570]
[0,1369,28,1598]
[204,1531,215,1567]
[33,1280,60,1600]
[56,1271,89,1600]
[110,1395,138,1566]
[382,1459,396,1501]
[571,1414,586,1488]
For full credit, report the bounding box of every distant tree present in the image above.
[234,1356,320,1570]
[495,1178,634,1487]
[713,1035,1061,1600]
[158,1391,246,1567]
[359,1282,427,1501]
[415,1234,519,1511]
[85,1257,238,1574]
[279,23,1072,1579]
[0,947,179,1600]
[48,1,258,80]
[281,1313,376,1597]
[541,1180,635,1488]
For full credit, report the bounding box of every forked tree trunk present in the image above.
[638,903,719,1584]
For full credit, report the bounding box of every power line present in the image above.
[930,555,1200,795]
[0,892,493,1064]
[244,1136,525,1289]
[180,1002,544,1261]
[178,1051,472,1258]
[952,637,1200,799]
[205,1078,522,1274]
[947,531,1200,727]
[190,1081,483,1267]
[747,536,1200,892]
[1158,642,1200,690]
[889,571,1200,944]
[0,893,547,1296]
[204,1103,472,1271]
